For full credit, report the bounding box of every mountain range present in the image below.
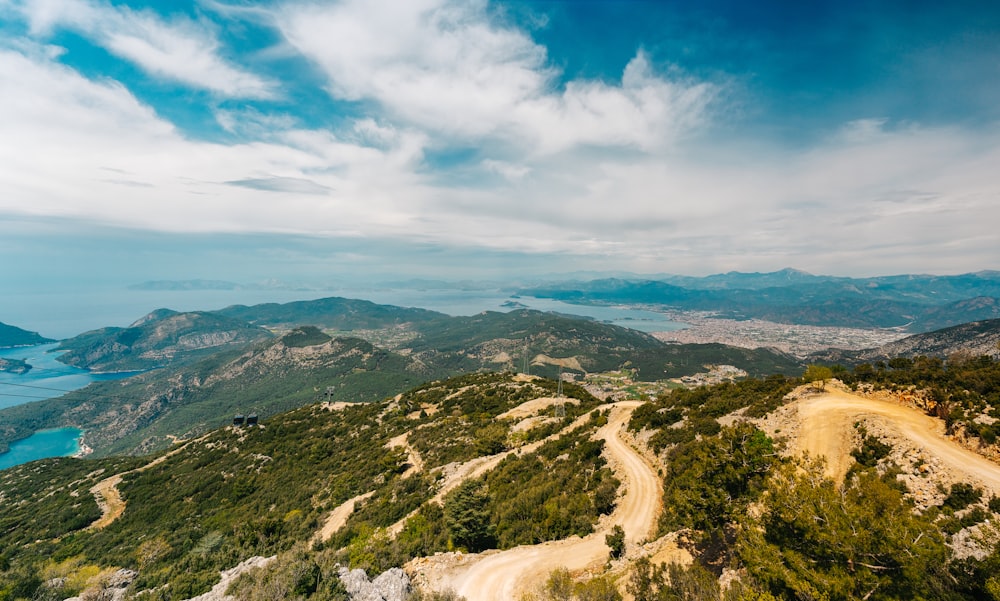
[519,269,1000,331]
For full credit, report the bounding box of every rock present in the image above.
[338,566,412,601]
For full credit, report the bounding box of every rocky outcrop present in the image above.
[63,568,137,601]
[184,556,276,601]
[338,566,411,601]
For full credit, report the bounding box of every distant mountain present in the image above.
[0,321,54,347]
[128,279,243,290]
[908,296,1000,332]
[520,270,1000,331]
[56,310,274,372]
[214,296,449,330]
[812,318,1000,364]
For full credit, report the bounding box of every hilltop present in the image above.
[56,310,275,372]
[0,321,53,348]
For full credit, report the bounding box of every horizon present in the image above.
[2,0,999,286]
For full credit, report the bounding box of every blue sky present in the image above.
[1,0,999,292]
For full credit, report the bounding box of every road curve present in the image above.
[448,401,661,601]
[797,387,1000,492]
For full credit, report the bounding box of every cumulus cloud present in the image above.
[276,0,715,154]
[14,0,275,97]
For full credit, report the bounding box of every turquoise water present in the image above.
[0,344,98,470]
[0,343,96,410]
[0,427,82,470]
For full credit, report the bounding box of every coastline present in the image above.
[73,433,93,458]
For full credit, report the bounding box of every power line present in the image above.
[0,379,148,405]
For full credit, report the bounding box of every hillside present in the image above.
[0,303,803,459]
[3,359,1000,600]
[0,373,618,599]
[401,309,801,380]
[1,328,443,457]
[0,321,54,348]
[56,310,274,372]
[812,318,1000,364]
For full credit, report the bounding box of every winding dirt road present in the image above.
[797,386,1000,492]
[441,401,661,601]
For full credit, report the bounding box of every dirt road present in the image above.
[797,386,1000,492]
[87,435,205,530]
[442,401,661,601]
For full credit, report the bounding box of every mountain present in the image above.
[0,321,54,347]
[520,270,1000,331]
[1,303,802,458]
[3,327,442,457]
[908,296,1000,332]
[213,296,449,330]
[812,318,1000,364]
[55,310,275,372]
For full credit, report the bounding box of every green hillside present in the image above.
[0,321,54,348]
[0,373,611,599]
[1,331,443,457]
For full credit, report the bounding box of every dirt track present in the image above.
[439,401,661,601]
[87,435,204,530]
[797,386,1000,492]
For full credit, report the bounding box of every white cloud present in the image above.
[15,0,275,98]
[0,45,432,238]
[276,0,715,154]
[1,2,998,278]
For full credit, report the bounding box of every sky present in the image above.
[2,0,999,291]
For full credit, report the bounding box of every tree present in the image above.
[803,364,833,391]
[738,459,956,600]
[444,480,494,552]
[606,525,625,560]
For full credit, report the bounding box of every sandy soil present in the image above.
[89,474,125,530]
[387,433,425,478]
[86,435,204,530]
[496,396,580,421]
[796,386,1000,493]
[315,491,376,543]
[413,401,661,601]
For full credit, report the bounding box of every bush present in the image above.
[605,525,625,560]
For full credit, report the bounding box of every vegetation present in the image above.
[629,367,1000,601]
[840,354,1000,447]
[0,321,54,347]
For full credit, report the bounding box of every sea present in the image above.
[0,285,687,469]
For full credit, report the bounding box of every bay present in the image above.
[0,427,82,471]
[0,343,97,410]
[0,344,114,470]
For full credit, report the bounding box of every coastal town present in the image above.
[652,311,908,356]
